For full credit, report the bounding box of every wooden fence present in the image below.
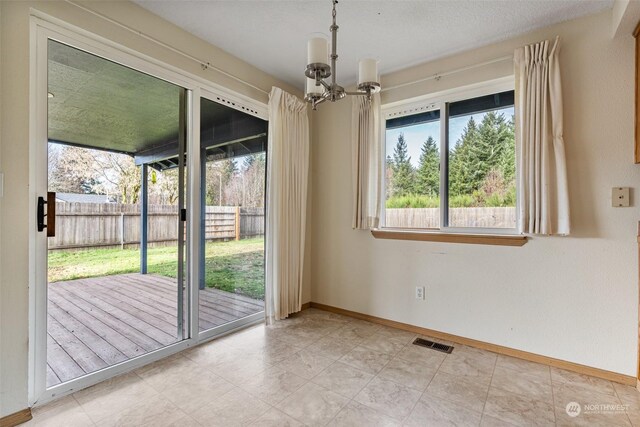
[385,207,516,229]
[49,202,264,250]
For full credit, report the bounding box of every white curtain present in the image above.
[265,87,310,322]
[515,37,570,235]
[351,93,382,229]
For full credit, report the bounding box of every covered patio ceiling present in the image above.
[47,40,267,171]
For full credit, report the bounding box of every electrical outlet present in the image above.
[415,286,425,300]
[612,187,630,207]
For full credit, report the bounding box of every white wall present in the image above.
[0,0,307,417]
[311,10,639,377]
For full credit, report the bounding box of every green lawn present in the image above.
[48,238,265,300]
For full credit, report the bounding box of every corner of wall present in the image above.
[612,0,640,38]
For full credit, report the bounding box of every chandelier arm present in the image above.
[312,96,327,110]
[345,90,372,101]
[319,79,332,90]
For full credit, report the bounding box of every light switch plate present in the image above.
[612,187,630,207]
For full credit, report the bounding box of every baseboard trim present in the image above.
[310,302,636,386]
[301,302,311,310]
[0,408,32,427]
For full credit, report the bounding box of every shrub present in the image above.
[449,194,475,208]
[386,186,516,209]
[386,194,439,208]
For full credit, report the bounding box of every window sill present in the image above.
[371,229,528,246]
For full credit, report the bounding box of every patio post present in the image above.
[141,163,148,274]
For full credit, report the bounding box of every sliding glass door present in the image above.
[44,39,188,388]
[198,96,268,335]
[33,24,270,405]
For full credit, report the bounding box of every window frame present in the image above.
[380,77,519,236]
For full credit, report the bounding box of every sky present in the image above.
[385,106,514,168]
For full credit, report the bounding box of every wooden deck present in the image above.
[46,273,264,387]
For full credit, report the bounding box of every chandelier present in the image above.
[304,0,381,110]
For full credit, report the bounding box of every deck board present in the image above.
[117,274,262,322]
[47,334,85,384]
[47,315,108,373]
[93,277,179,316]
[121,274,263,317]
[48,301,127,366]
[50,286,169,351]
[198,295,261,319]
[46,273,264,388]
[64,280,178,330]
[47,365,61,387]
[199,288,265,313]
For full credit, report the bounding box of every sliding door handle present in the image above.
[37,196,46,232]
[47,192,56,237]
[37,192,56,237]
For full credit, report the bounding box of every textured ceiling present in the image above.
[48,40,266,163]
[48,39,181,155]
[135,0,613,90]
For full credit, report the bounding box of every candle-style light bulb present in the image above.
[307,36,329,66]
[358,58,379,85]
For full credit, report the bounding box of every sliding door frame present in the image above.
[28,13,267,408]
[197,89,266,342]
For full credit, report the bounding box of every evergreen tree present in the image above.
[79,178,100,194]
[416,136,439,196]
[242,155,255,170]
[449,117,479,196]
[221,158,237,183]
[449,112,515,199]
[385,154,395,199]
[242,153,265,172]
[242,153,266,207]
[471,111,509,185]
[391,133,415,197]
[498,115,516,184]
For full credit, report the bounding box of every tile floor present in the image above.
[26,308,640,426]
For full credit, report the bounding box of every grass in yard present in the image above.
[48,238,265,300]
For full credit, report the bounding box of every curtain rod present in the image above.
[381,55,513,93]
[65,0,270,95]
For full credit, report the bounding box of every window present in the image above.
[383,87,516,232]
